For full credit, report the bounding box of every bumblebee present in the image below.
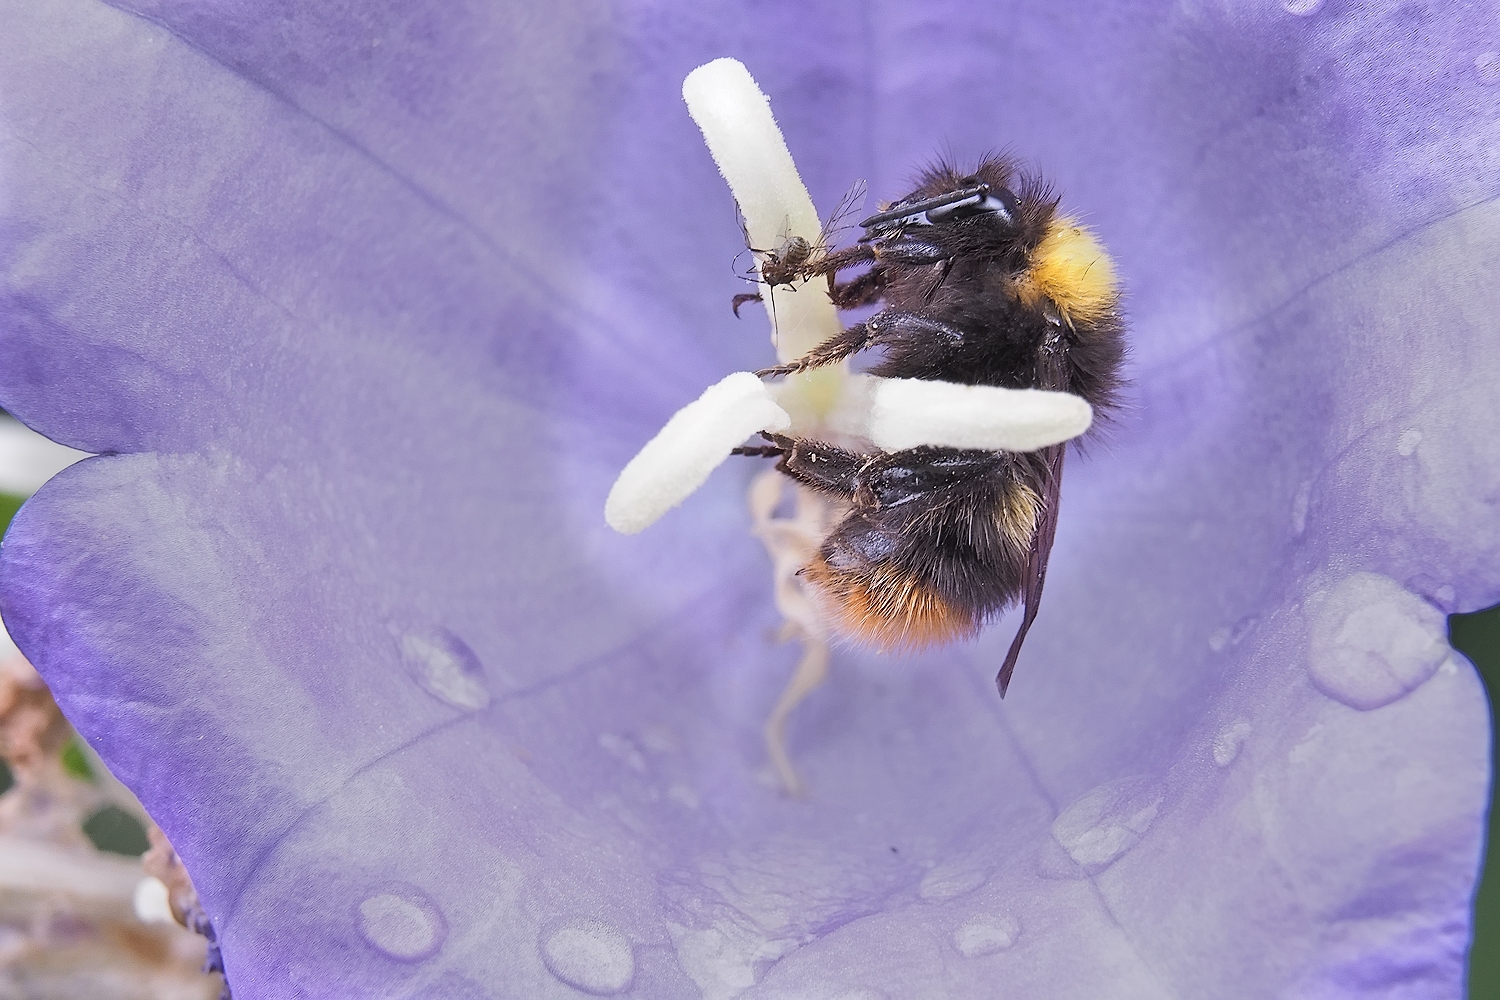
[741,156,1124,695]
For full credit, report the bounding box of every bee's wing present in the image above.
[817,178,868,248]
[995,444,1065,697]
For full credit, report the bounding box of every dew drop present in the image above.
[1477,51,1500,84]
[1307,573,1447,710]
[398,627,490,710]
[541,917,635,995]
[1281,0,1323,14]
[1212,720,1253,767]
[1051,776,1162,874]
[598,733,648,773]
[1396,427,1422,456]
[953,915,1021,957]
[357,890,446,961]
[1291,481,1312,536]
[919,863,990,900]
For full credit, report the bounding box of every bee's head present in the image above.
[859,183,1022,240]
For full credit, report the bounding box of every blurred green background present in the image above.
[1454,607,1500,998]
[0,487,1495,988]
[0,489,153,858]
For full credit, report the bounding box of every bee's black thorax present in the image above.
[856,156,1124,411]
[739,155,1125,691]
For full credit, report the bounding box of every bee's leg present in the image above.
[827,264,888,310]
[755,320,872,377]
[861,446,1009,507]
[807,242,876,281]
[732,431,792,459]
[769,438,867,499]
[871,238,951,266]
[756,308,964,378]
[731,444,784,458]
[732,292,763,317]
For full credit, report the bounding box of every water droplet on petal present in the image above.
[357,890,446,961]
[1282,0,1322,14]
[541,917,635,995]
[399,628,490,710]
[1051,776,1162,874]
[919,863,990,900]
[1396,427,1422,456]
[1212,720,1253,767]
[598,733,648,773]
[1307,573,1447,710]
[953,915,1021,957]
[1477,51,1500,84]
[1291,481,1312,536]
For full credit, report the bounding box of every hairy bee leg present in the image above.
[732,292,763,317]
[757,307,964,378]
[807,241,877,279]
[772,439,867,498]
[764,635,829,797]
[731,444,785,457]
[827,264,888,310]
[870,238,952,266]
[755,320,871,377]
[864,309,967,348]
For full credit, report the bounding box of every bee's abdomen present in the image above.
[801,470,1040,651]
[802,556,982,651]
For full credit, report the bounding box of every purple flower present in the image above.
[2,2,1496,997]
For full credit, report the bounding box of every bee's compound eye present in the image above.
[927,187,1020,227]
[984,187,1021,226]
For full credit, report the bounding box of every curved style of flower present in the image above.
[1,2,1496,998]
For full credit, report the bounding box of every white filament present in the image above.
[605,372,789,534]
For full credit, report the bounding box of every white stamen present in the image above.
[605,372,789,534]
[682,58,842,365]
[824,376,1093,453]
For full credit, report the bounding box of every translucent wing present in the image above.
[995,443,1065,697]
[816,179,868,250]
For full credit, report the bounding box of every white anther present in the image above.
[825,375,1092,452]
[606,372,790,535]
